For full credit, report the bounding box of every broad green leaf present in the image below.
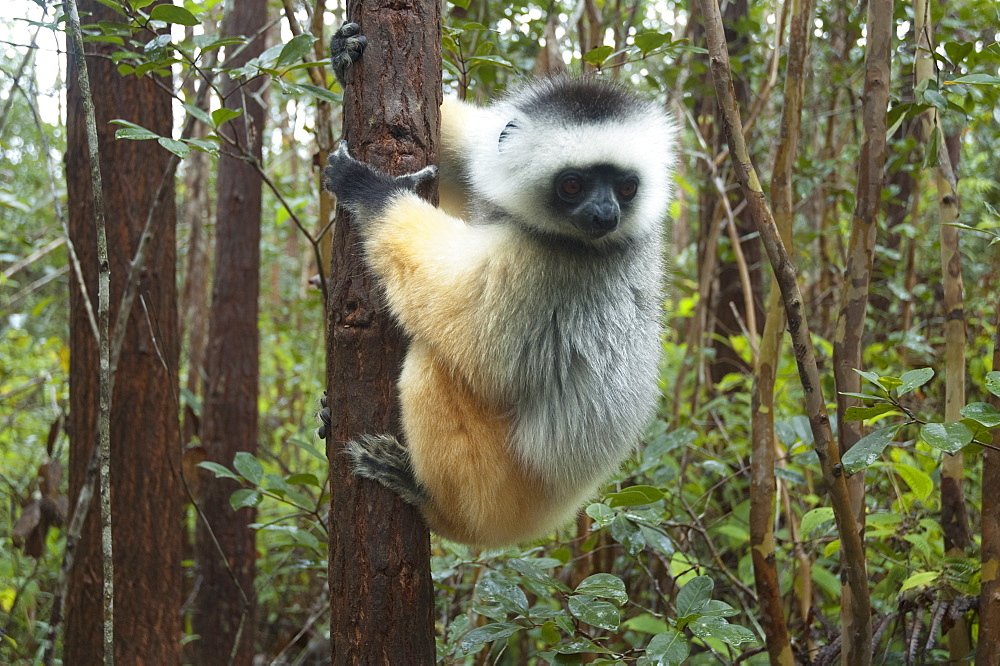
[609,515,645,556]
[277,33,316,67]
[288,436,326,460]
[212,107,243,128]
[229,489,261,510]
[149,4,200,25]
[574,573,628,605]
[946,73,1000,85]
[158,137,189,158]
[197,461,240,481]
[841,425,901,474]
[701,600,740,617]
[689,616,758,647]
[283,82,342,104]
[800,507,835,537]
[286,473,321,487]
[183,103,213,127]
[854,369,883,389]
[986,372,1000,398]
[644,629,689,666]
[552,636,611,654]
[640,526,675,556]
[586,502,614,527]
[568,595,620,631]
[459,622,521,653]
[898,367,934,395]
[606,484,664,507]
[115,127,160,141]
[584,45,614,65]
[961,402,1000,427]
[893,464,933,503]
[233,451,263,485]
[476,573,529,615]
[900,570,939,593]
[920,422,973,454]
[839,391,890,403]
[877,376,903,391]
[634,32,670,54]
[844,404,898,421]
[507,559,570,593]
[675,575,712,618]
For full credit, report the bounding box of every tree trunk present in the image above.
[326,0,440,662]
[830,0,891,660]
[193,1,268,663]
[750,0,813,661]
[980,290,1000,663]
[65,2,181,662]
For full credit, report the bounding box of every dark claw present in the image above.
[330,22,367,87]
[316,394,331,440]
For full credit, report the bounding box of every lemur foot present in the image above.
[345,434,428,505]
[330,22,366,87]
[316,394,331,440]
[323,141,438,219]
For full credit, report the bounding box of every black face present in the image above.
[551,164,639,239]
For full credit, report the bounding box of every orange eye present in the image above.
[619,181,638,199]
[560,177,583,197]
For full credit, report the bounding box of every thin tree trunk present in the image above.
[750,0,813,661]
[696,1,872,663]
[64,2,181,663]
[913,2,972,661]
[325,0,440,662]
[980,277,1000,663]
[829,0,891,660]
[194,1,268,663]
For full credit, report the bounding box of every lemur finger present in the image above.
[329,22,367,86]
[399,165,439,191]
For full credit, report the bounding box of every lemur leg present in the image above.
[344,435,428,505]
[329,22,366,87]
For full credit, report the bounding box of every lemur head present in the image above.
[468,77,677,245]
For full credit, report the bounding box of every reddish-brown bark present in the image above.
[326,0,440,662]
[65,2,181,662]
[193,1,268,663]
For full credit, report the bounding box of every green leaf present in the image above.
[197,461,240,481]
[459,622,521,653]
[877,376,903,391]
[854,368,883,389]
[584,45,614,66]
[115,127,160,141]
[586,502,614,527]
[634,31,670,54]
[552,636,611,654]
[898,367,934,395]
[283,82,342,104]
[568,595,620,632]
[841,425,901,474]
[183,103,213,127]
[507,559,570,593]
[158,137,190,158]
[838,391,891,403]
[476,573,529,615]
[149,4,200,25]
[644,629,689,666]
[574,573,628,605]
[211,107,243,128]
[799,507,835,537]
[640,526,675,555]
[277,33,317,67]
[893,464,933,503]
[233,451,263,485]
[920,422,973,454]
[900,570,939,593]
[229,489,261,510]
[962,402,1000,427]
[700,600,739,617]
[844,404,898,421]
[288,436,327,460]
[987,372,1000,398]
[606,484,664,507]
[675,575,712,618]
[946,73,1000,85]
[286,473,321,487]
[689,616,758,647]
[609,515,645,556]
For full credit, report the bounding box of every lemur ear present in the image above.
[498,119,520,153]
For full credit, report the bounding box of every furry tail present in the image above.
[345,434,428,506]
